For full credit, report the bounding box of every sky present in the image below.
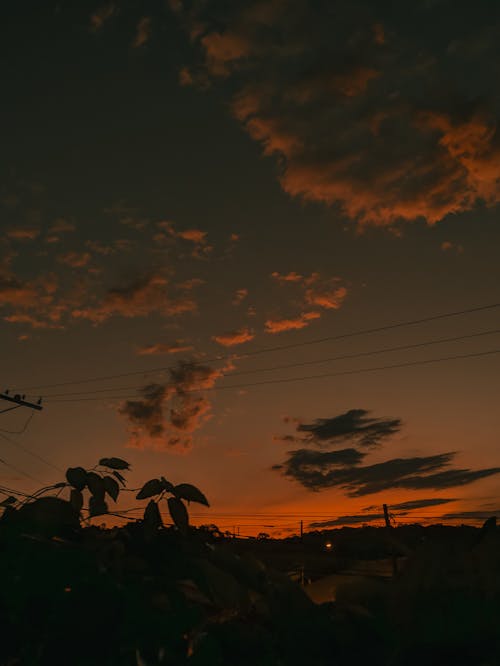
[1,0,500,536]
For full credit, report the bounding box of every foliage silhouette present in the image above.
[1,459,499,665]
[0,458,343,665]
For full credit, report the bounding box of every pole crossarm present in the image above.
[0,392,43,411]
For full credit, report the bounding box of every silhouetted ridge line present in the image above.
[40,327,500,398]
[46,348,500,402]
[15,301,500,391]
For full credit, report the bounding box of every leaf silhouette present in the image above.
[99,457,130,470]
[70,489,83,513]
[161,476,174,493]
[86,472,105,501]
[15,497,80,535]
[167,496,188,533]
[113,470,127,486]
[89,496,108,517]
[65,467,87,491]
[136,478,163,500]
[173,483,209,507]
[103,476,120,502]
[143,500,163,530]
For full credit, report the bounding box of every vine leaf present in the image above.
[167,497,188,534]
[144,500,163,530]
[65,467,87,491]
[161,476,174,493]
[103,476,120,502]
[113,471,127,486]
[86,472,105,501]
[136,478,163,500]
[70,489,83,513]
[173,483,209,507]
[99,457,130,471]
[89,496,108,517]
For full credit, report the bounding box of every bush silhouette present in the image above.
[0,458,342,665]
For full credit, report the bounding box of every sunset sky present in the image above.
[1,0,500,535]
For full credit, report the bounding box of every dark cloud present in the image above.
[275,446,500,495]
[176,0,500,227]
[363,497,457,512]
[119,360,230,451]
[442,510,500,520]
[298,499,460,528]
[271,447,365,472]
[309,513,385,528]
[293,408,402,448]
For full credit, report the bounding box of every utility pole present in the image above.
[383,503,398,576]
[0,390,43,414]
[300,519,303,541]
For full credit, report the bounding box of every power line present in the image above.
[0,410,36,435]
[45,347,500,403]
[14,301,500,392]
[0,484,37,500]
[0,451,45,484]
[40,327,500,399]
[0,431,63,473]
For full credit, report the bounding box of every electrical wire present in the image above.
[0,452,45,484]
[0,431,63,473]
[0,484,37,500]
[45,347,500,403]
[14,301,500,392]
[39,327,500,399]
[0,410,36,434]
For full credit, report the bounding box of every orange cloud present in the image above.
[232,288,248,305]
[120,360,230,451]
[441,240,464,254]
[155,222,211,257]
[373,22,385,45]
[58,252,92,268]
[137,340,194,355]
[3,313,59,329]
[176,229,207,243]
[0,272,65,329]
[265,311,320,334]
[178,0,500,227]
[6,228,39,241]
[0,277,40,308]
[133,16,152,48]
[48,218,76,234]
[201,31,251,76]
[271,271,303,283]
[71,273,198,323]
[304,274,348,310]
[90,3,116,31]
[212,327,255,346]
[271,270,348,311]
